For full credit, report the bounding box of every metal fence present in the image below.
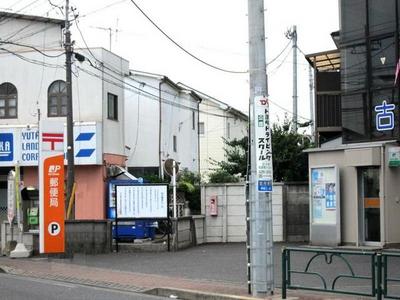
[282,247,400,300]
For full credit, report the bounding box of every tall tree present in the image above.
[208,117,312,183]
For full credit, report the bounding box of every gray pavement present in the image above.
[0,273,163,300]
[0,242,399,299]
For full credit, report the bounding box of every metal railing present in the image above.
[282,247,400,300]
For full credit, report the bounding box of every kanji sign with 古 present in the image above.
[254,96,273,192]
[39,120,65,254]
[375,100,395,131]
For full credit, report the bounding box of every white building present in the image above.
[177,85,248,180]
[124,71,201,178]
[0,12,129,220]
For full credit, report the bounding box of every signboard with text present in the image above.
[0,123,101,166]
[115,184,168,219]
[254,96,273,192]
[39,120,65,254]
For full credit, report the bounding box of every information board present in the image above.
[116,184,168,219]
[310,166,339,225]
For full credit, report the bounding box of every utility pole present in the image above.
[248,0,274,296]
[286,26,298,132]
[65,0,75,218]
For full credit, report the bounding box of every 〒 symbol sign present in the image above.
[42,133,63,151]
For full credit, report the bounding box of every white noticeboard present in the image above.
[310,166,339,225]
[116,185,168,219]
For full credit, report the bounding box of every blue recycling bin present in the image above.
[112,220,156,240]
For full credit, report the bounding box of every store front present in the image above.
[307,140,400,247]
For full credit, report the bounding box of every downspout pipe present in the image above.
[159,79,165,180]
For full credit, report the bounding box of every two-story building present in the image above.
[0,12,129,221]
[177,84,248,181]
[306,0,400,247]
[124,70,201,178]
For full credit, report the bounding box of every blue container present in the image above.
[112,220,156,240]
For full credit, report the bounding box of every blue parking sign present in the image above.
[0,133,13,161]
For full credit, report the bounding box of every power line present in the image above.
[0,40,65,57]
[267,40,291,66]
[128,0,248,74]
[79,0,127,18]
[0,46,62,68]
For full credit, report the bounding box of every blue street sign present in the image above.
[258,180,272,192]
[0,133,13,161]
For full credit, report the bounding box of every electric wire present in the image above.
[79,0,127,18]
[128,0,247,74]
[0,40,65,57]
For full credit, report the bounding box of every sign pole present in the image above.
[7,170,15,243]
[10,163,31,258]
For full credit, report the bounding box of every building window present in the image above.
[199,122,205,135]
[0,83,17,119]
[173,135,177,152]
[107,93,118,120]
[192,111,196,130]
[48,80,67,117]
[227,122,231,139]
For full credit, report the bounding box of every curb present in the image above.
[144,287,293,300]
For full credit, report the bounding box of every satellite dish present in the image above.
[164,158,179,176]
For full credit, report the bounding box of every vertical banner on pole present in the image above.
[254,96,273,192]
[39,120,65,254]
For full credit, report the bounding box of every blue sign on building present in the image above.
[0,133,13,161]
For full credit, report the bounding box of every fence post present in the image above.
[282,247,287,299]
[377,253,382,300]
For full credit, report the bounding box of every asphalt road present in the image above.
[56,243,400,296]
[0,273,164,300]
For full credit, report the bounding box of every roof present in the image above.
[0,11,64,27]
[176,82,248,121]
[305,49,340,72]
[129,70,202,102]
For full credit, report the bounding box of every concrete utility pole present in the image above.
[286,26,298,132]
[65,0,75,217]
[248,0,274,296]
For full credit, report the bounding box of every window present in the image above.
[173,135,177,152]
[227,122,231,139]
[199,122,205,135]
[108,93,118,120]
[0,82,17,118]
[48,80,67,117]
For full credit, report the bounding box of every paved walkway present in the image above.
[0,243,371,299]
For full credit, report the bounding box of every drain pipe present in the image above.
[159,79,165,180]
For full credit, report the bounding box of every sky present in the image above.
[1,0,339,126]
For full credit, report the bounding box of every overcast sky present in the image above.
[2,0,339,125]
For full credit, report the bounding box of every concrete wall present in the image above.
[383,145,400,245]
[201,183,287,243]
[284,183,309,242]
[65,220,112,254]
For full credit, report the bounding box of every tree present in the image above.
[208,117,312,183]
[271,117,312,182]
[208,137,248,183]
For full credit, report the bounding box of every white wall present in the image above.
[199,98,248,179]
[124,74,199,173]
[0,22,128,159]
[201,183,283,243]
